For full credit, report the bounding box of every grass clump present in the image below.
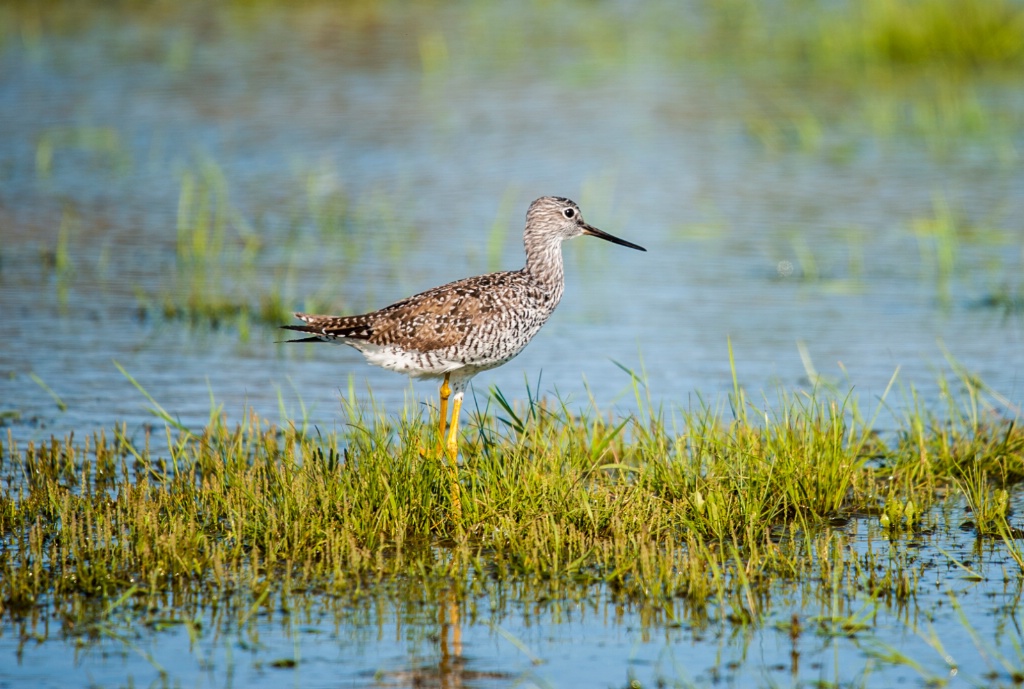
[134,157,355,336]
[1,365,1022,629]
[1,371,1024,687]
[134,157,411,336]
[140,158,280,332]
[847,0,1024,70]
[702,0,1024,73]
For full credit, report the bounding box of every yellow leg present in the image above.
[438,373,451,443]
[445,394,463,523]
[445,395,462,461]
[420,373,452,461]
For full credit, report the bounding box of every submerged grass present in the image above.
[139,157,282,332]
[133,157,365,335]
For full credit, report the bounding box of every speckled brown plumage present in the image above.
[282,196,646,401]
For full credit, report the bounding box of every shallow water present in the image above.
[1,2,1024,687]
[2,510,1022,689]
[2,3,1022,447]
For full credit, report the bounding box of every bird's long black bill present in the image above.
[582,224,646,252]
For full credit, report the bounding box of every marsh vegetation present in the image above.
[2,0,1023,686]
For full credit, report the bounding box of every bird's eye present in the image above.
[563,208,576,219]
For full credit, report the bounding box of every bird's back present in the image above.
[285,268,561,373]
[282,195,644,382]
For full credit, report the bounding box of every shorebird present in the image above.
[282,196,645,501]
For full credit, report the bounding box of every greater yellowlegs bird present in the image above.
[282,195,645,469]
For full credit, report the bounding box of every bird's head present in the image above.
[525,196,646,251]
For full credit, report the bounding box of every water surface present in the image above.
[1,3,1023,687]
[2,3,1021,445]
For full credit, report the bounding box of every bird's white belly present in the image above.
[344,339,525,379]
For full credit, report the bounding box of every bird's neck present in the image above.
[524,234,566,302]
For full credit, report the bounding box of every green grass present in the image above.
[11,0,1024,74]
[131,157,427,335]
[909,193,1016,283]
[35,126,130,179]
[27,373,67,412]
[694,0,1024,73]
[135,158,334,334]
[1,364,1021,620]
[3,3,1023,679]
[821,0,1024,71]
[1,364,1023,686]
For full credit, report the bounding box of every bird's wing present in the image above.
[369,271,530,351]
